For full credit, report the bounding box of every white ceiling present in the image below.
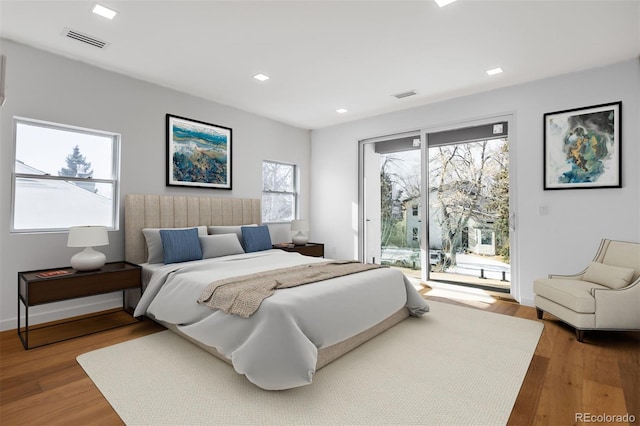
[1,0,639,129]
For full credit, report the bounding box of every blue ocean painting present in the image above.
[171,120,229,186]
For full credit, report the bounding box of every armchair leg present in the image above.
[536,308,544,320]
[575,329,585,343]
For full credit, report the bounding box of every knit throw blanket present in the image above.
[197,260,384,318]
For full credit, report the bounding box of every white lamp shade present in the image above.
[67,226,109,247]
[290,220,309,232]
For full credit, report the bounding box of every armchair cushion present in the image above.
[533,278,608,313]
[582,262,635,289]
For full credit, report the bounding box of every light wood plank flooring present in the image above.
[1,293,638,425]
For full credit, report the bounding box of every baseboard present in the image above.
[1,296,122,332]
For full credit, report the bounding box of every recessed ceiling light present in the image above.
[253,73,270,82]
[92,3,117,20]
[434,0,457,7]
[336,109,348,114]
[486,67,504,76]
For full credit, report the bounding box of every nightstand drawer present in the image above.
[21,268,140,305]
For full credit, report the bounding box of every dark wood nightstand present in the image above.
[273,242,324,257]
[17,261,142,349]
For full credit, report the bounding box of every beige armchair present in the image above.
[534,239,640,342]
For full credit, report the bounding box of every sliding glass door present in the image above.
[359,115,515,295]
[359,132,423,285]
[426,137,511,292]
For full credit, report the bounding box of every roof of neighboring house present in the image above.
[14,161,112,230]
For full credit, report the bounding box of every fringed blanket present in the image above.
[197,260,384,318]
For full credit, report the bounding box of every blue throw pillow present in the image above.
[242,225,272,253]
[160,228,203,264]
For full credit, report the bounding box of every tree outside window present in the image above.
[59,145,97,193]
[262,161,297,223]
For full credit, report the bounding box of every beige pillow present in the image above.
[583,262,635,289]
[200,234,245,259]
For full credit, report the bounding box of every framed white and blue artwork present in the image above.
[543,101,621,190]
[166,114,232,190]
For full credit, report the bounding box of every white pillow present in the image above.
[142,226,207,264]
[583,262,635,289]
[208,224,257,247]
[200,234,245,259]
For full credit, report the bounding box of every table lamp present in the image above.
[291,220,309,245]
[67,226,109,271]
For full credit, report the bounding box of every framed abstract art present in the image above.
[166,114,232,190]
[543,102,621,190]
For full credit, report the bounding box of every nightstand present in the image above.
[17,261,142,349]
[273,242,324,257]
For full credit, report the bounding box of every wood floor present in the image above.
[1,293,638,426]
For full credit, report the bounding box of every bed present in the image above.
[125,194,429,390]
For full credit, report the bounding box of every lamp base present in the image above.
[71,247,106,271]
[292,232,308,246]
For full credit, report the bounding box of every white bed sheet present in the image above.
[134,249,429,390]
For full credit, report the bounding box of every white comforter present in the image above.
[134,249,429,390]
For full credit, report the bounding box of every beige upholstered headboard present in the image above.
[125,194,261,264]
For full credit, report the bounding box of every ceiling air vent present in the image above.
[62,28,110,49]
[392,89,418,99]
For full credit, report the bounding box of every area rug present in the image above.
[77,301,543,425]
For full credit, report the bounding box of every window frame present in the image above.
[261,160,298,224]
[11,116,121,234]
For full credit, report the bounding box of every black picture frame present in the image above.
[543,101,621,190]
[166,114,232,190]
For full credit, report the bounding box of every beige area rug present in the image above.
[77,301,543,425]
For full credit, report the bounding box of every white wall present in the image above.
[310,59,640,306]
[0,40,311,330]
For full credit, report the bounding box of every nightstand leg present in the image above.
[25,304,29,349]
[17,298,29,350]
[17,284,19,346]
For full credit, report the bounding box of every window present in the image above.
[12,117,120,232]
[480,229,493,245]
[262,160,297,223]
